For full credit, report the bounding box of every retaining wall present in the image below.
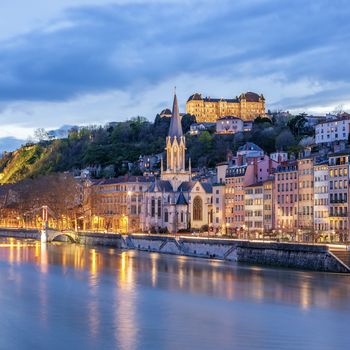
[0,229,349,273]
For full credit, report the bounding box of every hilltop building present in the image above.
[315,115,350,144]
[215,116,253,134]
[186,91,265,122]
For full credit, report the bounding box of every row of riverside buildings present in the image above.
[82,94,350,242]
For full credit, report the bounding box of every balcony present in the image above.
[329,213,348,217]
[330,199,347,204]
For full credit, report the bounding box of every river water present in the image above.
[0,238,349,350]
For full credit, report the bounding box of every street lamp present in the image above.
[225,222,229,236]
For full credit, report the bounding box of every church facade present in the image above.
[141,93,213,233]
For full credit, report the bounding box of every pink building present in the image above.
[274,162,299,233]
[225,144,279,236]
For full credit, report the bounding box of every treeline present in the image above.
[0,113,314,183]
[0,173,82,229]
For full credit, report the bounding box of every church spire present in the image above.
[168,91,183,141]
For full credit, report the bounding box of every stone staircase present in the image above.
[331,250,350,269]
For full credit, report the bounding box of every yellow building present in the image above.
[186,91,265,122]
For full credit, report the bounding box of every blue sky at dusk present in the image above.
[1,0,350,140]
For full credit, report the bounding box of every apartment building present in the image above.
[274,162,299,231]
[315,116,350,144]
[263,179,274,231]
[244,182,264,237]
[314,161,329,233]
[328,152,350,241]
[297,157,314,230]
[89,176,152,232]
[212,183,225,234]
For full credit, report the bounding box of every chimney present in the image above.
[253,158,258,181]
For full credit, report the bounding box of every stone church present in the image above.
[142,93,213,233]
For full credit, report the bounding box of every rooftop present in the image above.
[187,91,264,103]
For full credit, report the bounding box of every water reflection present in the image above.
[88,249,100,339]
[0,238,350,350]
[0,238,349,312]
[115,251,138,350]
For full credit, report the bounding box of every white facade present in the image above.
[315,118,350,144]
[270,151,288,163]
[244,184,264,233]
[216,163,228,184]
[216,116,243,134]
[313,163,329,232]
[190,182,213,230]
[212,184,225,234]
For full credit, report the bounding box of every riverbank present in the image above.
[0,228,349,273]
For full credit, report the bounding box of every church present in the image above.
[141,93,213,233]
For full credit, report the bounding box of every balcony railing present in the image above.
[329,213,348,217]
[330,199,347,204]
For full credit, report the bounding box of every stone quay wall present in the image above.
[122,235,350,273]
[0,228,40,240]
[78,232,123,247]
[0,229,349,273]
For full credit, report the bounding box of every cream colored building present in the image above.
[244,183,264,237]
[212,183,225,234]
[328,152,350,241]
[186,91,265,122]
[297,157,314,231]
[313,161,329,233]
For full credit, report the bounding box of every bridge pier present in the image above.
[41,229,48,244]
[41,206,49,244]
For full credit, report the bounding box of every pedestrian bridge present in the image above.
[41,230,79,243]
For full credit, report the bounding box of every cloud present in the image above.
[0,0,350,139]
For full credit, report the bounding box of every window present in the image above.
[157,198,162,218]
[164,209,169,222]
[151,198,155,217]
[193,196,203,221]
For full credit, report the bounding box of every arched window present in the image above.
[173,147,178,169]
[151,198,155,217]
[193,196,203,221]
[181,211,184,222]
[157,198,162,218]
[164,209,169,223]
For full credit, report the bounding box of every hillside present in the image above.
[0,114,313,184]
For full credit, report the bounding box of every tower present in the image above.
[161,92,191,188]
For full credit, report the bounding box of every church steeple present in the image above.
[165,91,186,173]
[161,90,191,188]
[168,92,183,141]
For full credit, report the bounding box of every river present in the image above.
[0,237,349,350]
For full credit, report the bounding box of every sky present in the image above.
[1,0,350,143]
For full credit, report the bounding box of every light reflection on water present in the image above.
[0,238,350,350]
